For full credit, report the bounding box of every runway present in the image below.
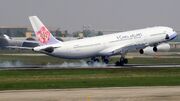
[0,52,179,70]
[126,64,180,68]
[1,86,180,101]
[0,63,180,70]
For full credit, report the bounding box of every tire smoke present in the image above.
[46,60,107,68]
[0,60,107,68]
[0,61,24,68]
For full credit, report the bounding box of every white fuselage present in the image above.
[47,26,176,59]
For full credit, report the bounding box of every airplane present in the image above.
[0,34,39,48]
[27,16,177,66]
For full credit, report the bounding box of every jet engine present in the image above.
[33,46,54,53]
[139,43,170,55]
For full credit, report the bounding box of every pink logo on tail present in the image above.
[36,26,50,44]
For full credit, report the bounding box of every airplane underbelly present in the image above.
[68,48,100,58]
[52,46,103,59]
[69,44,104,58]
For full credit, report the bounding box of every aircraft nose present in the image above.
[165,31,177,40]
[169,31,177,40]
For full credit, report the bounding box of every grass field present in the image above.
[0,68,180,90]
[0,54,179,90]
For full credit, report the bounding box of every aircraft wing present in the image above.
[1,40,39,50]
[99,43,147,56]
[4,46,33,50]
[5,43,61,54]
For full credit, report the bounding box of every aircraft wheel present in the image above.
[115,61,124,66]
[103,59,109,64]
[94,58,100,62]
[115,57,127,66]
[101,56,109,64]
[124,58,128,64]
[87,61,93,65]
[115,61,120,66]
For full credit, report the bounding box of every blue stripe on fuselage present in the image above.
[169,33,177,40]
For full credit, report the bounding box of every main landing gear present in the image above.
[115,57,128,66]
[87,57,99,65]
[86,56,109,65]
[86,56,128,66]
[101,56,109,64]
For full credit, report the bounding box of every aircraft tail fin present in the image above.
[29,16,62,45]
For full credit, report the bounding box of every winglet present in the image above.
[29,16,61,45]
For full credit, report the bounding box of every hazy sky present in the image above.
[0,0,180,32]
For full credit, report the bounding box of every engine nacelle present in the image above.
[139,47,155,55]
[139,43,170,55]
[153,43,170,52]
[33,46,54,53]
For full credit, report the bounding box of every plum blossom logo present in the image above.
[36,26,50,44]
